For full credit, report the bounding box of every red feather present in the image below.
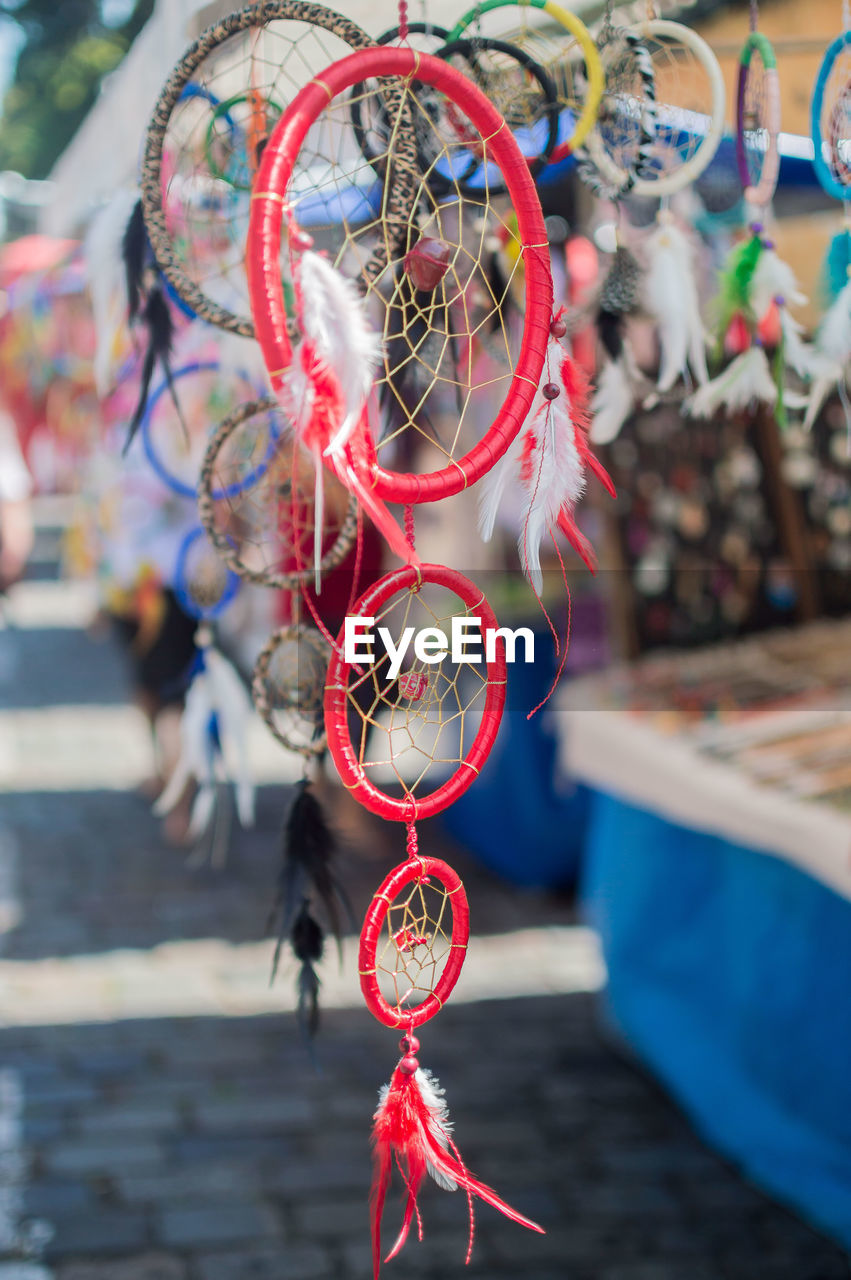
[562,356,616,500]
[370,1063,544,1278]
[329,410,418,569]
[557,510,597,573]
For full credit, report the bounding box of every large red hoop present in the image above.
[358,856,470,1028]
[324,563,507,820]
[247,45,553,504]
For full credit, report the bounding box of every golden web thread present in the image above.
[209,413,347,580]
[286,75,526,468]
[344,586,490,797]
[376,877,454,1012]
[185,538,230,610]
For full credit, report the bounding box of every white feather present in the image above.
[644,220,708,392]
[154,671,217,822]
[293,251,383,456]
[803,371,842,433]
[477,428,524,544]
[780,310,821,381]
[750,245,807,318]
[590,357,634,444]
[521,391,585,593]
[414,1069,457,1191]
[685,346,777,418]
[801,279,851,430]
[816,279,851,364]
[188,785,217,842]
[84,189,138,398]
[204,645,255,829]
[477,334,587,590]
[154,647,255,836]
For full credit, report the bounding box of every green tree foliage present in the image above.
[0,0,155,178]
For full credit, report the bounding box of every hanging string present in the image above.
[398,0,409,42]
[526,538,572,720]
[845,0,850,33]
[749,0,758,31]
[403,503,416,552]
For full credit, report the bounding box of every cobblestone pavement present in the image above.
[0,572,848,1280]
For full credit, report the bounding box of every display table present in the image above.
[556,620,851,1246]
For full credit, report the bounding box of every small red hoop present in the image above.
[246,45,552,504]
[358,856,470,1028]
[324,563,507,820]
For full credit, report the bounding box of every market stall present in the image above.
[557,620,851,1245]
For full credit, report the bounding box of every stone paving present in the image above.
[0,571,848,1280]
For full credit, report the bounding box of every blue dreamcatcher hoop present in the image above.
[139,360,273,499]
[173,525,240,621]
[812,30,851,202]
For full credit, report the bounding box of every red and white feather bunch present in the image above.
[278,245,417,575]
[479,312,615,585]
[370,1054,543,1278]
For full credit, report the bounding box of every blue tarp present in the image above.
[581,791,851,1247]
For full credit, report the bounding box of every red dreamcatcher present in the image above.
[323,563,542,1271]
[238,27,621,1274]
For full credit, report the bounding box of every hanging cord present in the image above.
[403,503,416,552]
[845,0,850,33]
[405,817,426,878]
[749,0,758,32]
[398,0,409,42]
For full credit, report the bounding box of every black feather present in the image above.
[123,285,180,456]
[292,902,323,1041]
[598,308,623,362]
[122,198,147,325]
[292,901,324,962]
[269,781,352,983]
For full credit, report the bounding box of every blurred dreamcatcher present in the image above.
[140,0,377,336]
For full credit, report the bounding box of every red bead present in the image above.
[550,317,567,339]
[404,237,452,291]
[399,1055,419,1074]
[542,383,560,400]
[399,1033,420,1054]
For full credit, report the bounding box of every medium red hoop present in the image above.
[358,855,470,1028]
[324,563,507,820]
[247,45,552,504]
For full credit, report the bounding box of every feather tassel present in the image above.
[154,640,255,841]
[590,353,637,445]
[269,779,350,981]
[371,1054,544,1279]
[715,230,764,349]
[685,344,778,418]
[120,196,186,454]
[803,273,851,431]
[643,216,708,392]
[478,315,614,583]
[290,901,324,1042]
[122,197,147,324]
[280,247,416,569]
